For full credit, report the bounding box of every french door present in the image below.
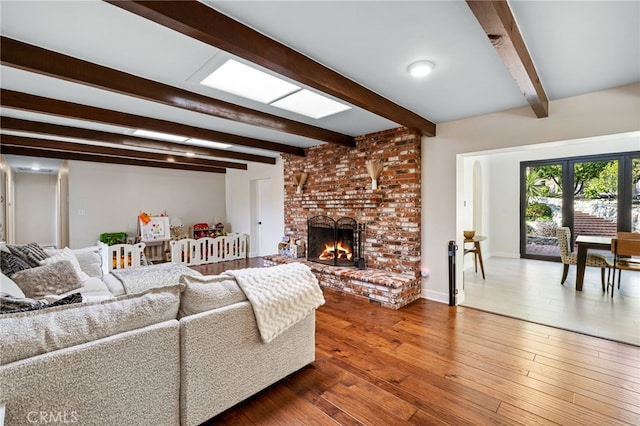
[521,151,639,260]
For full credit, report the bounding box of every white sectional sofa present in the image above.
[0,243,322,426]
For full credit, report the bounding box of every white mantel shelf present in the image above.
[292,190,383,209]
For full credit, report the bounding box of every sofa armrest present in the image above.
[0,320,180,426]
[179,301,315,426]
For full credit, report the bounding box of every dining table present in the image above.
[574,235,612,291]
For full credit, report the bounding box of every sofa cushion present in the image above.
[179,274,247,317]
[7,242,49,267]
[0,283,184,365]
[0,250,31,277]
[1,272,25,298]
[39,247,90,281]
[11,260,83,299]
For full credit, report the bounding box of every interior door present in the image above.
[250,178,276,257]
[632,156,639,232]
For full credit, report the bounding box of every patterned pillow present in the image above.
[0,292,47,313]
[7,242,50,267]
[0,292,82,314]
[0,251,31,277]
[11,260,83,299]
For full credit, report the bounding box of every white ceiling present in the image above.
[1,0,639,170]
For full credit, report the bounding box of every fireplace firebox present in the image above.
[307,215,362,267]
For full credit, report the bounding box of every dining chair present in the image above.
[556,227,607,290]
[605,235,640,296]
[606,232,640,285]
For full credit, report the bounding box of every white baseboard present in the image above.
[421,289,449,304]
[491,252,520,259]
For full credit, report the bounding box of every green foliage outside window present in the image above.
[526,202,552,221]
[583,161,618,199]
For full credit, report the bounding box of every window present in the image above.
[521,151,639,260]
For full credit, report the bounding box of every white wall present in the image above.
[0,156,8,242]
[423,83,640,304]
[14,172,57,247]
[461,156,491,270]
[225,157,284,257]
[68,161,226,248]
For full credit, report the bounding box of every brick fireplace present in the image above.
[270,127,422,308]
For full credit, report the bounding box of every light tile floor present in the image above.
[462,257,640,346]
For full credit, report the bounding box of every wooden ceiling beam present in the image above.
[0,134,245,170]
[0,89,284,163]
[106,0,437,136]
[0,144,226,174]
[0,36,353,148]
[0,117,251,168]
[466,0,549,118]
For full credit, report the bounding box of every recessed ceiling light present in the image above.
[185,152,195,157]
[187,138,232,149]
[133,129,188,143]
[201,59,300,104]
[271,89,351,119]
[31,166,40,171]
[408,60,435,78]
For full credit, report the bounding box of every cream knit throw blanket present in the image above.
[223,263,325,343]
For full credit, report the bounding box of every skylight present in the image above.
[187,138,232,149]
[133,129,188,143]
[200,59,299,104]
[271,89,351,119]
[200,59,352,119]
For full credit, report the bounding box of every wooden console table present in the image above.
[464,235,487,279]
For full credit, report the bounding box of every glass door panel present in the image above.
[572,159,618,239]
[633,157,640,232]
[524,164,563,257]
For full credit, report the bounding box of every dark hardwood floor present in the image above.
[193,259,640,425]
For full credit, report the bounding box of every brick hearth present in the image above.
[263,255,420,309]
[281,127,422,308]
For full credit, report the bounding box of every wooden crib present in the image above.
[170,234,247,266]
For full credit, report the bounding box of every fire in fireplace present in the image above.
[307,216,361,267]
[318,241,353,261]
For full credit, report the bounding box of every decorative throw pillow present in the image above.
[0,292,47,313]
[46,246,104,279]
[7,242,49,267]
[0,251,31,277]
[73,250,103,279]
[39,247,90,282]
[0,292,82,314]
[11,260,83,299]
[1,272,26,298]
